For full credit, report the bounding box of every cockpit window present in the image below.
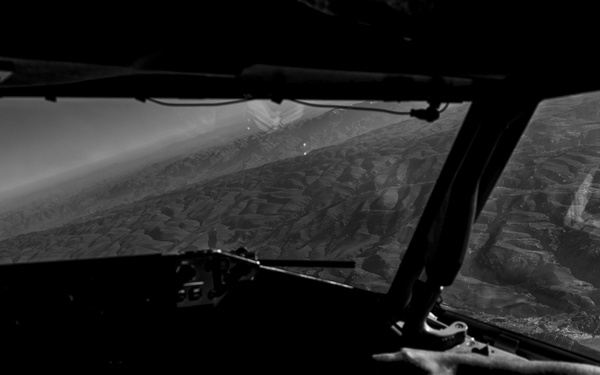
[0,98,468,293]
[442,92,600,360]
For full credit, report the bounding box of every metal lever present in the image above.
[393,314,468,351]
[393,279,468,350]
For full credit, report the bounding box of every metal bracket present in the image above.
[175,250,259,308]
[393,316,468,351]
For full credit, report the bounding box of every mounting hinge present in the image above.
[485,334,520,354]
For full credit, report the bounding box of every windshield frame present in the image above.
[392,84,600,365]
[4,73,600,364]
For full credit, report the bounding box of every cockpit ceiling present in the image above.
[0,0,598,100]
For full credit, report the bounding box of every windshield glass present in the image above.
[442,92,600,360]
[0,98,467,292]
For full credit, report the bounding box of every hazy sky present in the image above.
[0,98,254,196]
[0,98,355,200]
[0,98,529,208]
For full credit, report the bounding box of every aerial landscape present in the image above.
[2,96,600,358]
[0,100,463,292]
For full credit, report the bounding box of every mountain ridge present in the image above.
[0,102,413,241]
